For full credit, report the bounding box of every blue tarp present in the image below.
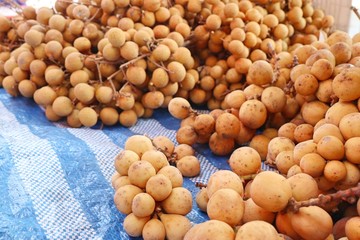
[0,88,273,239]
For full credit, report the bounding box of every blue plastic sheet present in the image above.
[0,88,272,239]
[0,88,207,239]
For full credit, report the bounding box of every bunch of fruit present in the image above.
[1,0,360,239]
[111,134,203,239]
[0,0,337,128]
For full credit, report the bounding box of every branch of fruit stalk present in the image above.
[286,183,360,213]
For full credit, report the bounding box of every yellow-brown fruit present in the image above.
[239,99,267,129]
[290,206,333,240]
[332,67,360,101]
[228,146,261,176]
[236,220,279,240]
[250,171,292,212]
[246,60,273,86]
[184,220,235,240]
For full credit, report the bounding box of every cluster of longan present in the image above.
[111,134,202,239]
[179,0,336,109]
[0,0,337,128]
[191,168,360,239]
[168,29,360,239]
[0,0,200,128]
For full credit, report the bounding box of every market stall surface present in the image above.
[0,88,238,239]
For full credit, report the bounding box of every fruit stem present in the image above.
[195,182,207,188]
[286,183,360,212]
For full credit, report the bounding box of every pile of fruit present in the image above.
[0,0,337,128]
[1,0,360,239]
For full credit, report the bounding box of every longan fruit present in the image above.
[176,155,200,177]
[229,146,261,176]
[36,7,54,25]
[345,137,360,164]
[160,213,192,240]
[142,218,165,240]
[0,14,11,32]
[176,125,198,145]
[29,59,46,77]
[275,150,296,175]
[246,60,273,86]
[324,160,347,182]
[18,79,37,98]
[141,149,169,172]
[120,41,139,61]
[299,152,326,178]
[131,192,156,218]
[272,23,289,40]
[78,107,98,127]
[45,68,64,86]
[167,61,186,82]
[17,50,34,72]
[224,90,246,109]
[261,86,287,113]
[330,42,352,65]
[325,101,358,126]
[316,79,334,103]
[335,161,360,190]
[313,123,344,143]
[245,7,263,23]
[278,122,296,141]
[168,97,192,119]
[141,91,164,109]
[118,109,137,127]
[250,171,292,212]
[242,198,276,224]
[249,134,270,161]
[215,112,241,139]
[48,14,66,32]
[52,96,74,117]
[73,83,95,104]
[263,14,279,28]
[116,92,135,111]
[301,101,329,126]
[106,27,126,48]
[68,19,85,36]
[239,99,267,129]
[102,44,121,61]
[339,112,360,140]
[266,137,295,165]
[309,58,334,81]
[45,105,61,122]
[345,216,360,240]
[133,29,152,46]
[151,44,171,62]
[243,83,263,100]
[65,52,84,72]
[193,114,215,136]
[2,76,18,97]
[287,173,319,201]
[332,67,360,101]
[209,132,235,156]
[293,123,314,143]
[99,107,119,126]
[44,40,63,60]
[207,188,244,227]
[294,73,319,96]
[72,4,90,20]
[12,67,29,83]
[126,66,146,86]
[33,86,57,106]
[161,187,192,215]
[290,206,333,240]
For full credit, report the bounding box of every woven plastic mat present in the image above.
[0,88,273,239]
